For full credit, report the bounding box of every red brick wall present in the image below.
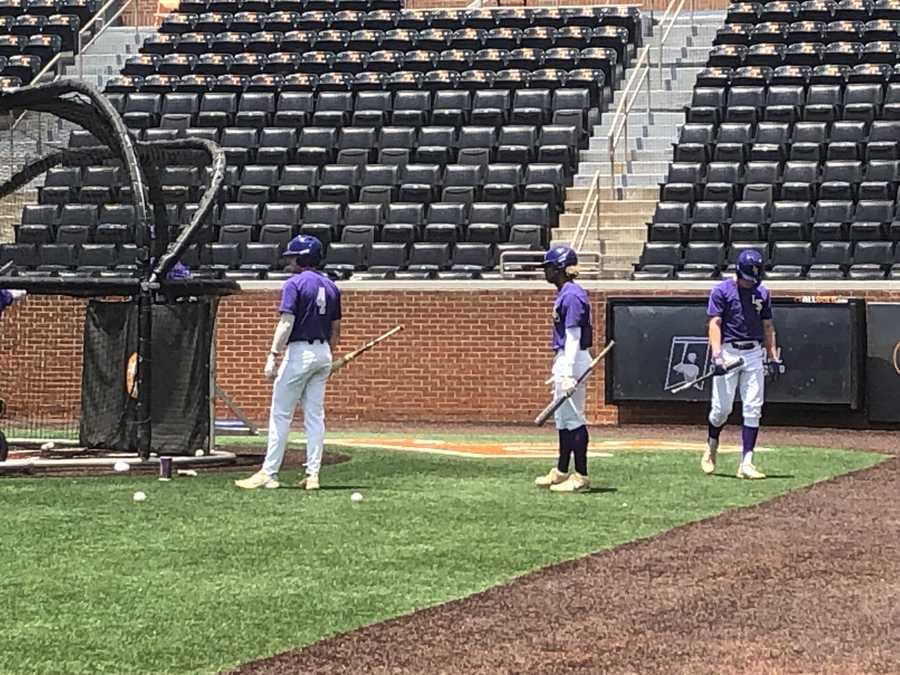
[4,285,899,428]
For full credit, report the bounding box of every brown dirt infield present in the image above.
[229,428,899,675]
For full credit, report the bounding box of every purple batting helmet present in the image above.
[283,234,323,266]
[736,248,764,285]
[540,245,578,270]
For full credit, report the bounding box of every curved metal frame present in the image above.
[0,80,230,458]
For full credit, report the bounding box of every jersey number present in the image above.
[316,287,327,316]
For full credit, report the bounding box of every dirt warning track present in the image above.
[230,456,900,675]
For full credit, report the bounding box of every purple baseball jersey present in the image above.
[707,279,772,343]
[279,270,341,343]
[0,289,11,315]
[551,281,593,351]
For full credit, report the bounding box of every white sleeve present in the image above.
[270,313,295,355]
[9,289,26,301]
[559,326,581,379]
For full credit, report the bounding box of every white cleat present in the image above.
[737,464,767,480]
[701,448,717,475]
[234,470,280,490]
[549,472,590,493]
[535,467,568,487]
[297,474,320,491]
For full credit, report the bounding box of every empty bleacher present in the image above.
[0,0,99,87]
[0,3,644,280]
[633,0,900,281]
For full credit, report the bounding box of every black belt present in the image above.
[728,341,760,350]
[295,339,327,344]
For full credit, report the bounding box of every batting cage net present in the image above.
[0,80,238,461]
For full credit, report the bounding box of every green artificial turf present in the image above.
[0,440,885,675]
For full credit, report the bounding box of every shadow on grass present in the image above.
[280,485,371,491]
[713,473,795,480]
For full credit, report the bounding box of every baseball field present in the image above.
[1,426,897,675]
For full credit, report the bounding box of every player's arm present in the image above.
[708,317,723,358]
[329,320,341,352]
[763,319,778,361]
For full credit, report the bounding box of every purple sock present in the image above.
[741,425,759,463]
[557,429,573,473]
[708,422,724,442]
[572,425,589,476]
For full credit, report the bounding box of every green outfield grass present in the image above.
[0,436,886,675]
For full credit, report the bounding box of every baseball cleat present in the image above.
[234,470,280,490]
[701,448,717,475]
[297,474,320,490]
[737,464,766,480]
[549,472,590,493]
[534,467,568,487]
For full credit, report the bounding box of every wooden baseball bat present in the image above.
[534,340,615,427]
[331,325,404,373]
[670,357,745,394]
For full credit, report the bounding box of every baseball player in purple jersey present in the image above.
[534,246,594,493]
[702,249,783,479]
[236,235,341,491]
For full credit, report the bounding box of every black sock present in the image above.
[572,425,589,476]
[557,429,573,473]
[708,422,724,443]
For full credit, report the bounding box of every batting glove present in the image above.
[765,354,786,379]
[264,353,278,381]
[712,353,727,376]
[558,375,577,396]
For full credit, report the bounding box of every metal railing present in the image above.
[499,250,602,279]
[570,168,602,253]
[605,42,652,198]
[606,0,689,200]
[77,0,136,81]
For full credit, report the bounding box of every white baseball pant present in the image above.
[552,349,592,430]
[262,340,331,478]
[708,343,766,428]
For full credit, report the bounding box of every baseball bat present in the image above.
[331,325,403,373]
[670,357,745,394]
[534,340,615,427]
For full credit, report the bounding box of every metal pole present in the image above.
[594,171,601,239]
[136,289,153,459]
[691,0,695,29]
[608,140,615,197]
[645,65,651,116]
[78,31,83,81]
[622,118,628,201]
[8,113,12,182]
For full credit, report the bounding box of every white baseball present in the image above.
[350,492,363,503]
[194,449,205,457]
[133,491,147,502]
[113,461,130,473]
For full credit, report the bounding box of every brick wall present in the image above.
[4,284,899,429]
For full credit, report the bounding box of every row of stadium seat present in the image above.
[159,6,640,37]
[726,0,900,23]
[122,47,622,84]
[0,241,516,280]
[716,20,900,45]
[110,89,591,135]
[17,200,553,246]
[635,240,900,279]
[103,69,609,106]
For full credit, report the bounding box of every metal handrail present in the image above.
[657,0,689,83]
[78,0,136,80]
[605,42,652,198]
[571,168,601,252]
[605,0,691,200]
